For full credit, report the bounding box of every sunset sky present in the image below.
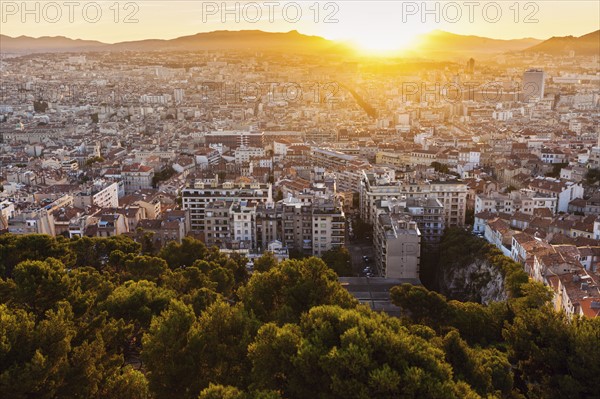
[2,1,599,52]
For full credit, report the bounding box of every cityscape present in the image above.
[0,1,599,398]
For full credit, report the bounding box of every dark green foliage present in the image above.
[198,384,281,399]
[122,255,169,283]
[545,162,568,178]
[142,300,260,399]
[70,235,141,270]
[238,257,357,324]
[0,302,138,399]
[84,156,104,167]
[159,237,208,269]
[442,330,514,396]
[12,259,72,316]
[103,280,175,331]
[431,161,451,174]
[249,305,479,399]
[0,234,74,277]
[585,168,600,184]
[320,246,352,276]
[152,166,176,187]
[33,100,48,113]
[503,308,600,398]
[392,282,600,398]
[253,252,278,273]
[0,233,598,399]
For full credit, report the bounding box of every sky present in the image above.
[1,1,599,52]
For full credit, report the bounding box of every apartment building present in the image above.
[74,181,119,209]
[122,163,155,194]
[204,131,264,150]
[374,212,420,279]
[375,197,444,245]
[231,201,257,249]
[200,196,344,256]
[375,151,410,167]
[311,201,346,256]
[204,200,233,248]
[136,210,189,247]
[279,198,315,256]
[275,197,345,257]
[182,180,272,232]
[310,147,370,193]
[540,148,567,164]
[410,149,439,166]
[405,197,445,244]
[360,170,467,227]
[234,146,266,164]
[96,212,128,237]
[474,190,557,216]
[194,147,221,169]
[255,202,283,253]
[526,177,584,213]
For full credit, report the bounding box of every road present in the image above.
[347,237,375,277]
[345,213,375,277]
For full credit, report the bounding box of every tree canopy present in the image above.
[0,233,598,399]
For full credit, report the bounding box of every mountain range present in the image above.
[523,30,600,56]
[1,29,597,58]
[0,35,105,52]
[406,30,541,59]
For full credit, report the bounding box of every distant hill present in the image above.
[1,30,547,59]
[0,34,106,53]
[408,30,542,59]
[524,30,600,56]
[107,30,349,54]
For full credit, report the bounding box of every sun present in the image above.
[353,32,416,55]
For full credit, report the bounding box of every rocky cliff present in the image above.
[439,258,508,304]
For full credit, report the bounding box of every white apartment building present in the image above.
[195,148,221,169]
[527,177,584,213]
[540,148,567,164]
[74,181,119,209]
[140,94,172,104]
[234,146,265,164]
[458,149,481,166]
[360,170,467,227]
[474,190,557,216]
[311,203,346,257]
[231,201,257,248]
[182,180,272,232]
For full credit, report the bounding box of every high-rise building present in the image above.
[522,69,545,102]
[173,88,185,103]
[466,58,475,74]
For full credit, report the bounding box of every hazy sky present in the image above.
[2,1,599,51]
